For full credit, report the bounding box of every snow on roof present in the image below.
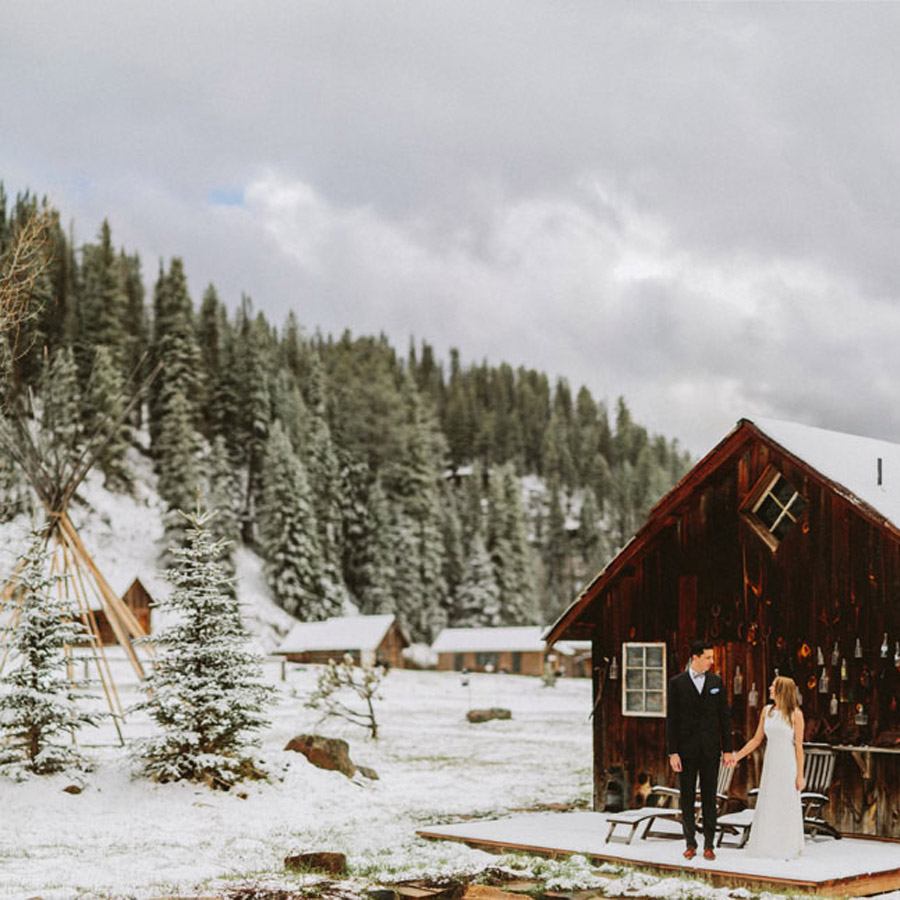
[431,626,547,654]
[749,416,900,529]
[553,640,592,656]
[276,614,397,654]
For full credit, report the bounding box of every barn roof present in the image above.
[431,626,547,654]
[750,416,900,528]
[545,416,900,644]
[276,614,400,654]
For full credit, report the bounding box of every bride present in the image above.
[732,675,805,859]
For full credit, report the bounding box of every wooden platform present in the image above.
[417,811,900,897]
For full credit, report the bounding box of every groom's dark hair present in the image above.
[689,639,713,658]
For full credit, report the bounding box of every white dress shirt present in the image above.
[689,666,706,694]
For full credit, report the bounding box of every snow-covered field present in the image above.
[0,663,596,897]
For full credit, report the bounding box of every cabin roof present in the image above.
[545,416,900,644]
[276,614,400,654]
[431,626,547,653]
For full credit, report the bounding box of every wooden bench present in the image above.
[604,808,681,844]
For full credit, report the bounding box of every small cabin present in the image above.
[275,614,409,668]
[94,577,153,645]
[432,626,549,675]
[546,417,900,838]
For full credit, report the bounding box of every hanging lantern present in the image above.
[817,646,825,666]
[831,642,840,667]
[854,704,868,726]
[829,693,839,716]
[881,633,890,658]
[733,665,744,696]
[854,637,863,659]
[819,668,829,694]
[748,682,759,708]
[608,656,619,680]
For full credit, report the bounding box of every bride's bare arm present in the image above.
[733,706,767,762]
[792,709,806,791]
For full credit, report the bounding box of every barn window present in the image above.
[743,467,807,550]
[622,642,666,718]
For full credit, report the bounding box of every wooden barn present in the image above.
[546,417,900,838]
[275,614,408,668]
[93,577,153,646]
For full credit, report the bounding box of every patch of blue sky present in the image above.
[207,187,245,207]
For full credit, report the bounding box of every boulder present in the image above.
[284,851,348,875]
[466,708,512,724]
[284,734,356,778]
[62,784,83,795]
[358,765,380,781]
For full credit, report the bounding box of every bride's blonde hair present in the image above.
[771,675,800,722]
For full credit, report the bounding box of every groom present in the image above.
[666,640,734,861]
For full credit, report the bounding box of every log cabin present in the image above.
[545,417,900,838]
[275,614,409,668]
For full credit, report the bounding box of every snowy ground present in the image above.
[0,663,597,898]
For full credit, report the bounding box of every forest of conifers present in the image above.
[0,186,691,642]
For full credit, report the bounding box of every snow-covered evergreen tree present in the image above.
[259,420,335,620]
[83,344,133,492]
[38,346,83,478]
[133,508,272,789]
[204,435,242,592]
[0,533,102,777]
[451,530,501,627]
[156,388,203,547]
[354,477,395,615]
[489,463,540,625]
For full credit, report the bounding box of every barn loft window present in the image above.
[622,642,666,718]
[743,467,807,551]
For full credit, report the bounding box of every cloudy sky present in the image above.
[4,2,900,455]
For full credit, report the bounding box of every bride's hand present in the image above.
[795,774,806,792]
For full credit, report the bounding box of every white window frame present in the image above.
[621,641,667,718]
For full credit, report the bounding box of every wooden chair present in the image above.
[642,760,737,841]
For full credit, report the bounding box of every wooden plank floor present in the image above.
[417,812,900,897]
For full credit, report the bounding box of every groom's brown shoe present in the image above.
[683,847,696,860]
[703,848,716,861]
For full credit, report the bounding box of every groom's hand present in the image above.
[668,753,682,773]
[723,752,736,767]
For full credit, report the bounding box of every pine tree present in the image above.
[204,435,242,591]
[0,533,103,776]
[156,388,203,546]
[439,484,466,610]
[83,345,133,492]
[133,508,272,789]
[543,477,570,620]
[578,486,609,574]
[451,530,501,627]
[38,346,83,480]
[355,478,396,615]
[304,355,349,612]
[259,421,333,620]
[495,464,540,625]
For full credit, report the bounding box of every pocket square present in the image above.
[710,687,720,694]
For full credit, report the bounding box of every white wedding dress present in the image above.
[745,706,804,859]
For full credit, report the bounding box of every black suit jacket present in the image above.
[665,669,733,758]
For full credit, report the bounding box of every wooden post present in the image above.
[592,638,608,811]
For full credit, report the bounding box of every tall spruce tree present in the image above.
[156,388,203,546]
[0,534,103,776]
[38,346,83,479]
[354,478,396,615]
[259,421,332,620]
[451,530,501,627]
[134,508,272,788]
[83,345,133,492]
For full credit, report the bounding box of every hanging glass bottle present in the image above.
[733,665,743,696]
[831,642,840,667]
[841,657,848,681]
[608,656,619,680]
[748,682,759,708]
[881,633,890,658]
[829,693,839,716]
[854,637,863,659]
[817,645,825,666]
[819,668,829,693]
